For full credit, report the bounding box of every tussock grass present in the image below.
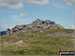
[1,29,74,55]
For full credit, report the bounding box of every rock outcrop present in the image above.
[47,32,75,37]
[7,18,64,34]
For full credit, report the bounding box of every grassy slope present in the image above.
[1,29,74,55]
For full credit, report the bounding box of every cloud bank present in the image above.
[0,0,74,10]
[0,2,24,9]
[20,13,28,16]
[0,0,50,4]
[0,0,50,9]
[62,0,75,5]
[71,25,75,29]
[27,0,50,5]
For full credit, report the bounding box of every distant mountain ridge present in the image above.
[0,31,7,36]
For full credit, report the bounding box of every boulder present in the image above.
[15,40,24,46]
[6,18,64,34]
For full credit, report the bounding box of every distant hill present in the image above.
[0,31,7,36]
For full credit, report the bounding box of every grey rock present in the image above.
[6,18,64,34]
[15,40,24,45]
[47,32,75,37]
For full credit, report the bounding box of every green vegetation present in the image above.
[1,29,74,55]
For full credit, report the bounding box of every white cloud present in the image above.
[20,13,28,16]
[0,0,21,3]
[12,13,28,21]
[8,3,24,9]
[5,24,15,29]
[0,2,24,9]
[7,26,14,29]
[12,15,25,21]
[27,0,50,5]
[12,15,32,24]
[12,15,27,21]
[0,24,15,31]
[0,0,50,9]
[0,0,50,4]
[62,0,75,5]
[0,3,9,7]
[71,25,75,29]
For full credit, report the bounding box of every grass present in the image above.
[1,29,74,55]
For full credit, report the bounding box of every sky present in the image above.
[0,0,75,31]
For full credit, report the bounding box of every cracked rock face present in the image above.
[7,18,64,33]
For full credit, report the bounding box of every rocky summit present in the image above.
[1,19,74,55]
[7,18,64,33]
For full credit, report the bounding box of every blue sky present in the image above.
[0,0,75,31]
